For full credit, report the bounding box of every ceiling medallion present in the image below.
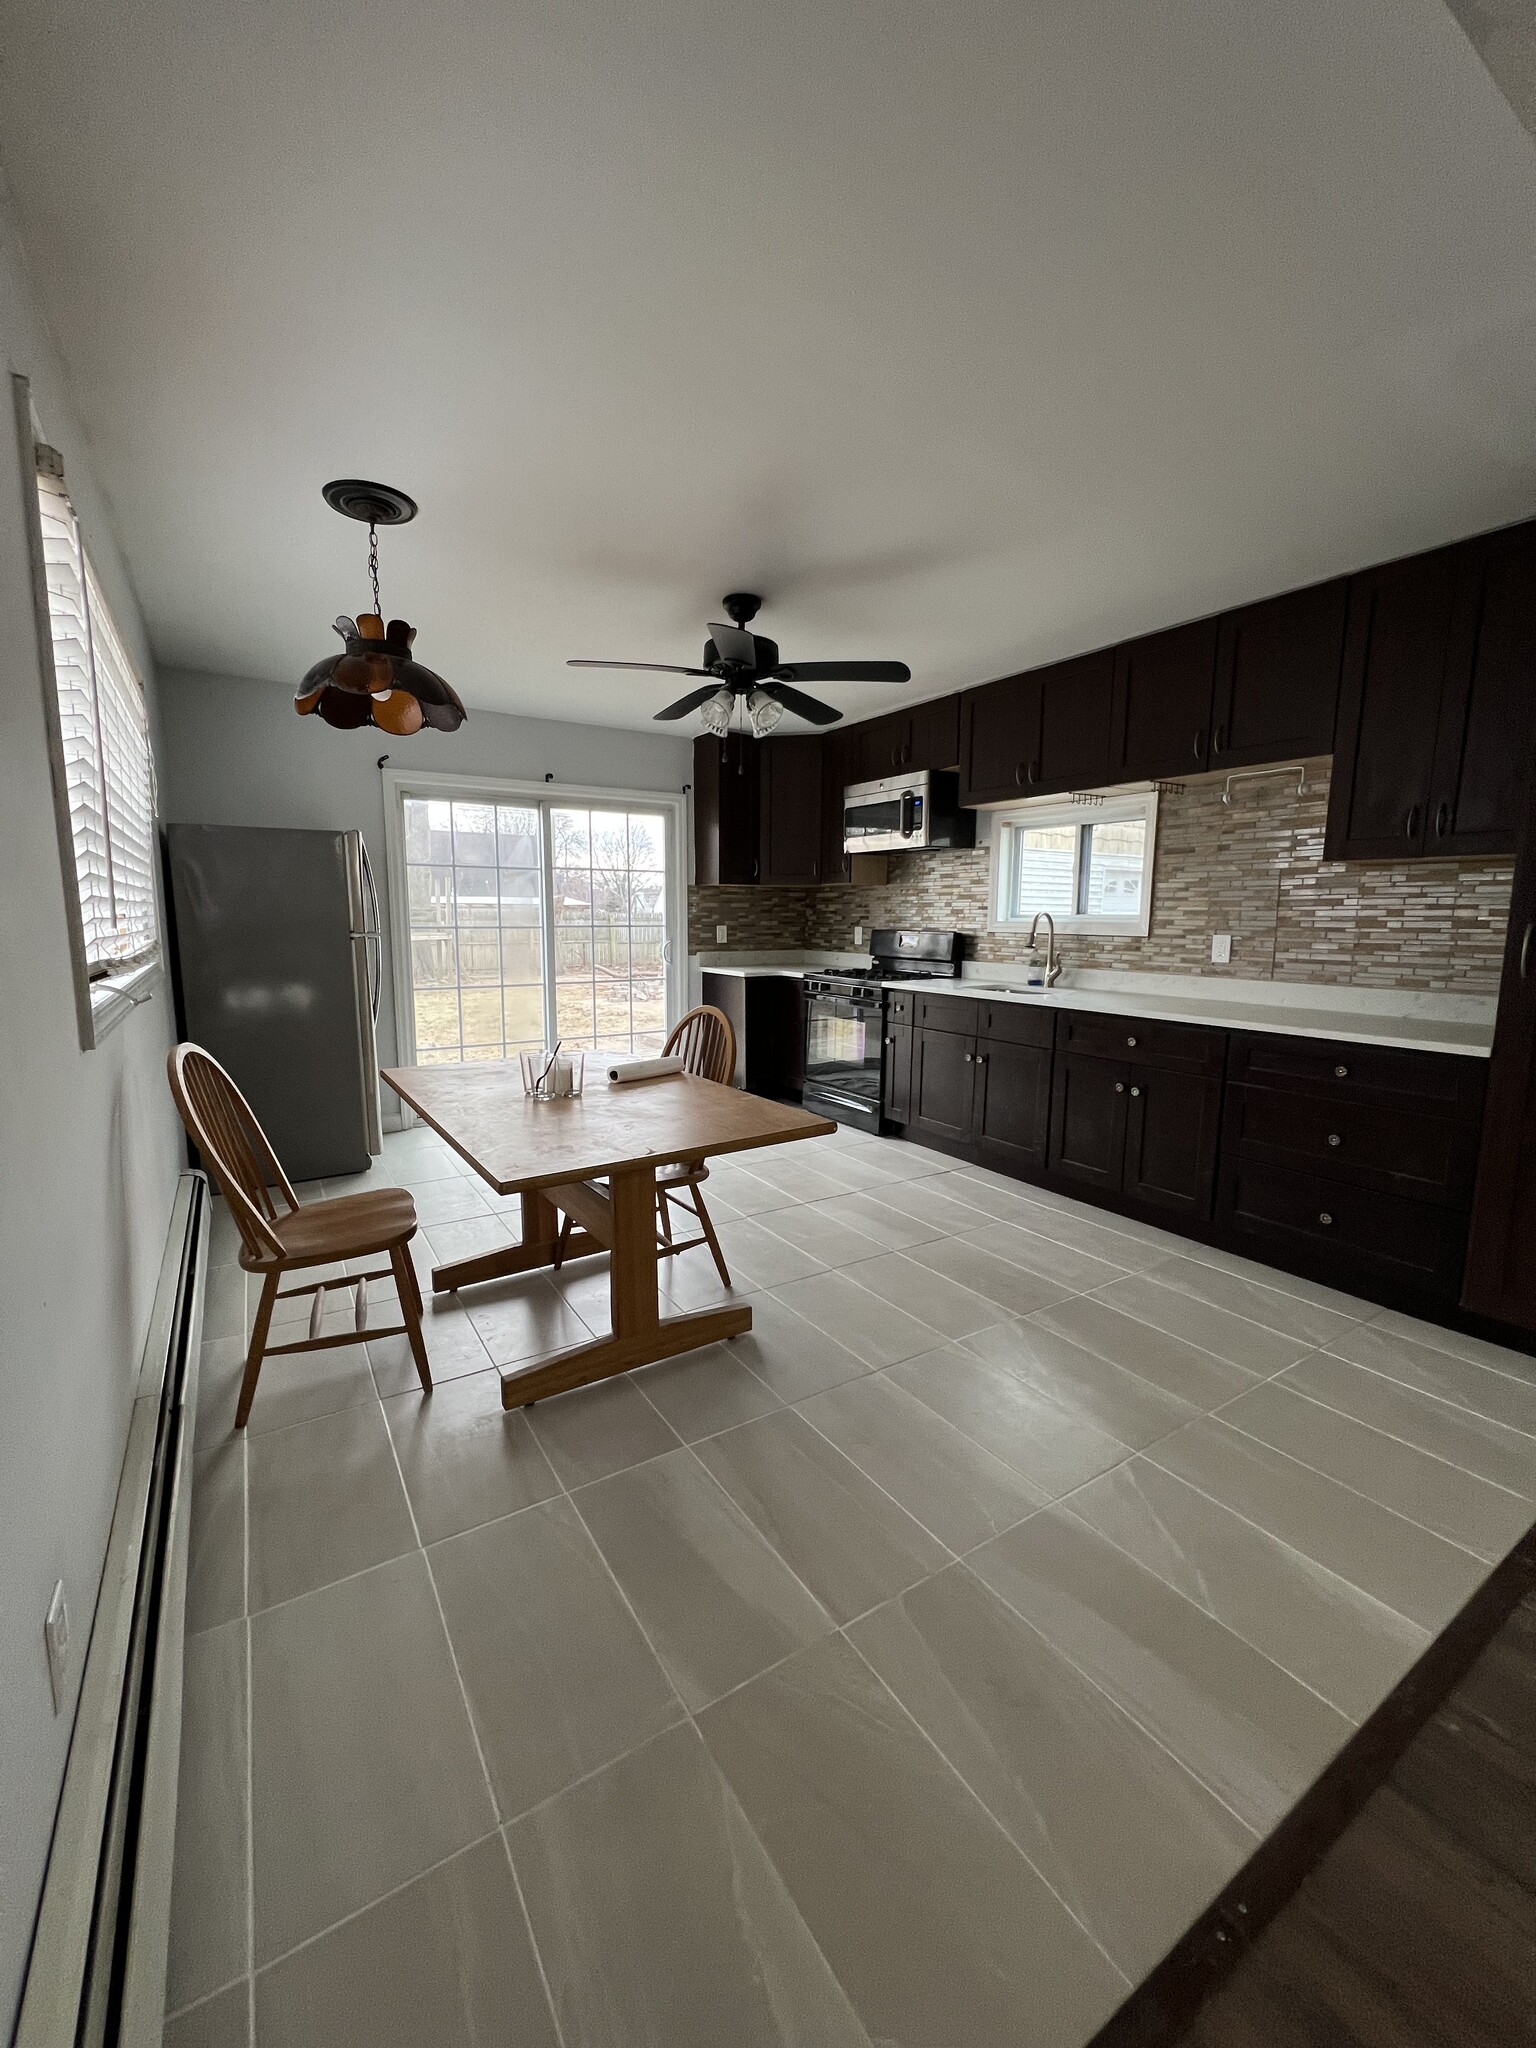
[295,480,467,735]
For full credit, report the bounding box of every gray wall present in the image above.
[156,667,693,1085]
[0,191,182,2032]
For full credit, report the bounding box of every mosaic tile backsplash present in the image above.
[691,763,1515,994]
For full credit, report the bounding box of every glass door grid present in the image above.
[403,795,671,1065]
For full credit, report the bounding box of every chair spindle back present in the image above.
[167,1043,297,1262]
[663,1005,737,1086]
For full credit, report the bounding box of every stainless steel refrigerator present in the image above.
[165,824,383,1181]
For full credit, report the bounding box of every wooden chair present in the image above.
[168,1043,432,1429]
[653,1006,737,1285]
[552,1005,739,1286]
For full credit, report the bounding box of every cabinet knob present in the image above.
[884,1036,893,1046]
[1334,1064,1349,1078]
[1126,1035,1138,1048]
[1319,1212,1334,1227]
[1114,1081,1126,1094]
[964,1052,973,1063]
[1327,1132,1341,1147]
[1129,1085,1141,1097]
[977,1053,987,1065]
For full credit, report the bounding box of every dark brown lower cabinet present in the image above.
[1463,775,1536,1329]
[1219,1160,1471,1301]
[1048,1054,1129,1195]
[1049,1052,1220,1218]
[882,1021,913,1124]
[910,1025,976,1143]
[974,1037,1053,1174]
[1122,1067,1223,1219]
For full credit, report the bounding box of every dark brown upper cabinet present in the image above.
[1210,579,1347,769]
[909,694,961,771]
[693,734,760,884]
[1107,617,1221,783]
[958,673,1042,806]
[1325,546,1462,861]
[1462,766,1536,1331]
[1429,523,1536,857]
[1036,649,1115,791]
[820,726,855,884]
[854,695,961,781]
[758,735,824,884]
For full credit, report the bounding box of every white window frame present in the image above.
[17,376,160,1048]
[380,765,688,1072]
[987,787,1159,937]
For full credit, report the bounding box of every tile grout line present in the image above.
[1310,1342,1536,1440]
[1254,1370,1536,1504]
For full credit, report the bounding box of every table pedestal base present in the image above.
[427,1168,753,1408]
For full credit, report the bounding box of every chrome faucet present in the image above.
[1025,910,1062,987]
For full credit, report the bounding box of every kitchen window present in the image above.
[989,790,1158,936]
[31,436,160,1043]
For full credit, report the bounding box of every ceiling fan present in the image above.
[567,592,911,735]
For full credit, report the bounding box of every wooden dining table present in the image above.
[382,1060,837,1409]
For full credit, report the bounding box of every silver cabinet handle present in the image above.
[1334,1064,1349,1078]
[1522,923,1534,981]
[1405,805,1420,840]
[1126,1035,1138,1048]
[1129,1085,1141,1097]
[1328,1133,1341,1147]
[1114,1081,1125,1094]
[1319,1212,1334,1227]
[964,1052,973,1063]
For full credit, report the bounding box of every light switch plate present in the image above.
[854,925,863,946]
[44,1581,68,1713]
[1210,933,1232,964]
[715,924,728,944]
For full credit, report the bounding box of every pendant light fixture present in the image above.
[294,480,466,734]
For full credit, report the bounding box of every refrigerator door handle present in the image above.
[359,836,383,1022]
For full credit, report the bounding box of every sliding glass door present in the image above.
[396,784,678,1066]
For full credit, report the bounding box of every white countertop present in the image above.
[903,973,1494,1059]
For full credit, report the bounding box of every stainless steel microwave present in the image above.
[842,770,975,854]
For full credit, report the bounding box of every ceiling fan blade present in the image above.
[707,622,758,667]
[760,681,842,727]
[567,659,712,675]
[654,684,726,721]
[772,659,912,684]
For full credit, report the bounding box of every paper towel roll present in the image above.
[606,1055,686,1084]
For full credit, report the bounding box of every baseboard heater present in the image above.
[17,1172,209,2048]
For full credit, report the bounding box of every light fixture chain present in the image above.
[368,521,382,618]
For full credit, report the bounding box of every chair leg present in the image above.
[693,1187,732,1288]
[553,1213,573,1272]
[401,1238,424,1317]
[235,1269,279,1430]
[656,1187,674,1245]
[391,1241,433,1394]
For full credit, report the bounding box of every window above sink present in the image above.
[988,789,1158,938]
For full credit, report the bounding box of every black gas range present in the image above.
[802,928,962,1131]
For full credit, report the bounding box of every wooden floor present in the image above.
[1179,1589,1536,2048]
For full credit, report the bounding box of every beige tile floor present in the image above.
[165,1120,1536,2048]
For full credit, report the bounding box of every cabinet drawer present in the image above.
[978,1001,1055,1049]
[1229,1085,1480,1206]
[1058,1010,1224,1073]
[1228,1033,1487,1121]
[916,992,979,1036]
[884,989,915,1026]
[1218,1160,1469,1299]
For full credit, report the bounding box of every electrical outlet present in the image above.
[715,924,728,944]
[44,1582,68,1714]
[1210,933,1232,965]
[853,925,864,947]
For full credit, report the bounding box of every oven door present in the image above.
[802,991,885,1126]
[843,787,924,854]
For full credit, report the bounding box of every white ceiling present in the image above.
[2,0,1535,732]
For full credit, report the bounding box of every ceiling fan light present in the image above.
[699,687,735,738]
[747,688,784,736]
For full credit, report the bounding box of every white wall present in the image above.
[156,667,693,1083]
[0,184,181,2034]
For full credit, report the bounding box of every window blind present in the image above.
[37,459,158,975]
